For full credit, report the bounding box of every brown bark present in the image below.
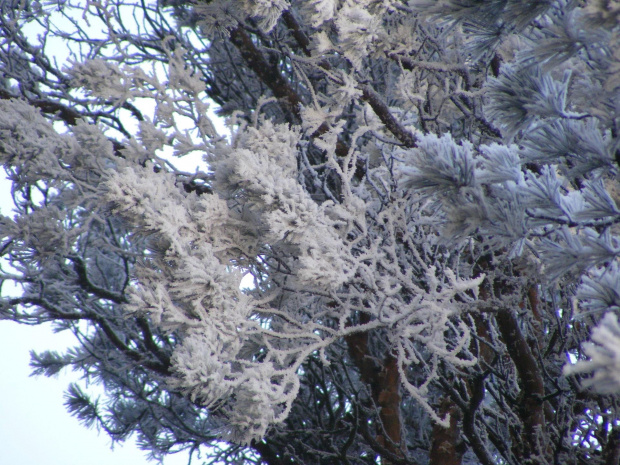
[229,27,302,122]
[460,315,497,465]
[281,10,311,57]
[375,354,403,455]
[360,85,418,148]
[495,308,548,464]
[475,256,550,464]
[430,398,463,465]
[345,314,404,463]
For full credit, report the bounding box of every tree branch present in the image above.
[430,398,464,465]
[495,308,548,463]
[345,313,405,463]
[229,26,302,123]
[71,256,127,305]
[360,85,418,148]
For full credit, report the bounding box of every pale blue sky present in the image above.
[0,322,194,465]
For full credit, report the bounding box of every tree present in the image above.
[1,0,619,463]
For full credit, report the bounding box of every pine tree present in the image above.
[1,1,619,464]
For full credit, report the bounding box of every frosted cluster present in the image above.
[1,0,620,461]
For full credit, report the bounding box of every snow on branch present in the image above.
[3,0,620,462]
[565,313,620,394]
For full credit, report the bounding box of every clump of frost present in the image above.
[565,313,620,394]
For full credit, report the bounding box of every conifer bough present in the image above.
[1,1,619,464]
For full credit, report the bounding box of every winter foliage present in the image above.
[1,0,620,464]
